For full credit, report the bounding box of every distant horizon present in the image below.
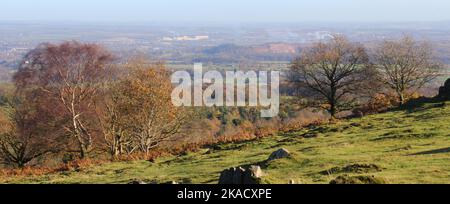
[1,19,450,26]
[2,0,450,23]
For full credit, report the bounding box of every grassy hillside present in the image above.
[1,100,450,184]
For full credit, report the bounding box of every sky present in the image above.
[1,0,450,23]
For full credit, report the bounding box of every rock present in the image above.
[288,180,296,184]
[181,178,193,184]
[164,181,179,184]
[444,78,450,90]
[438,78,450,99]
[128,179,147,184]
[249,165,264,178]
[268,148,291,161]
[218,165,263,184]
[352,110,364,118]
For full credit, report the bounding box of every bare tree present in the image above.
[117,62,187,155]
[290,35,371,118]
[13,41,115,158]
[374,36,441,105]
[0,98,57,168]
[96,79,131,158]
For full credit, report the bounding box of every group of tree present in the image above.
[0,42,186,168]
[290,35,442,118]
[0,35,443,168]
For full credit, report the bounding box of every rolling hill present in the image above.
[1,100,449,184]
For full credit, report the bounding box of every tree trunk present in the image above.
[329,83,337,119]
[79,143,87,159]
[330,102,337,119]
[398,92,406,106]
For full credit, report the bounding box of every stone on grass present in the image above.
[128,179,147,184]
[218,165,263,184]
[164,181,179,184]
[268,148,291,161]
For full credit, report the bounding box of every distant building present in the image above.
[163,35,209,41]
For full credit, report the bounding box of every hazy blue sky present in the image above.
[1,0,449,23]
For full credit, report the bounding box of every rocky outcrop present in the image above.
[218,165,263,184]
[268,148,291,161]
[438,78,450,99]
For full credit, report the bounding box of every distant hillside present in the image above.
[193,43,301,63]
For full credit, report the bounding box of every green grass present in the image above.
[1,101,450,184]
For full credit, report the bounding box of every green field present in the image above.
[1,100,450,184]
